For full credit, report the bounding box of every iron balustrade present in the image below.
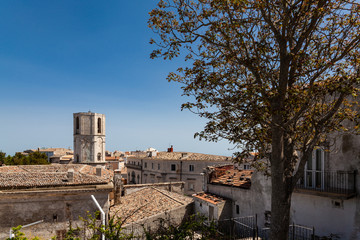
[295,170,357,196]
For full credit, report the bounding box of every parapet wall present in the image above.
[122,202,194,237]
[123,182,185,196]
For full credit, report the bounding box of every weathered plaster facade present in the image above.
[290,132,360,239]
[73,112,106,164]
[126,151,233,195]
[201,132,360,239]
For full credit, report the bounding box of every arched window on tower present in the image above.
[76,117,80,134]
[97,153,101,161]
[97,118,101,133]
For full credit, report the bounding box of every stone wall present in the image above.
[0,188,111,239]
[121,202,194,237]
[73,112,106,163]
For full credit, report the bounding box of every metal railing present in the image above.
[295,170,356,196]
[209,215,315,240]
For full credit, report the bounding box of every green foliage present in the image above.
[0,151,5,165]
[7,226,40,240]
[8,213,223,240]
[149,0,360,239]
[64,211,134,240]
[4,152,49,165]
[144,214,222,240]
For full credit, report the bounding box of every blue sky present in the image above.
[0,1,235,156]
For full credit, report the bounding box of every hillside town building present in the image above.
[125,148,233,195]
[20,148,73,163]
[194,135,360,240]
[0,164,113,239]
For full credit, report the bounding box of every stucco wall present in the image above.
[194,198,231,221]
[290,131,360,239]
[205,172,272,227]
[291,193,357,239]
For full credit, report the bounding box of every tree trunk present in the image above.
[270,109,293,240]
[270,169,292,240]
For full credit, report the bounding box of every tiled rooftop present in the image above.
[105,156,120,161]
[0,164,113,190]
[209,165,253,189]
[128,151,232,161]
[193,192,226,205]
[110,187,193,225]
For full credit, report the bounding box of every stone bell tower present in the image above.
[73,112,106,164]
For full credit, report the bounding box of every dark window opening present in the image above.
[189,165,194,172]
[76,117,80,134]
[97,153,101,161]
[97,118,101,133]
[171,164,176,171]
[236,205,239,214]
[53,214,58,222]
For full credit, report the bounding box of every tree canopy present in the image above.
[149,0,360,239]
[3,152,49,165]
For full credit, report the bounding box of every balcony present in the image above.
[295,170,357,199]
[125,162,142,170]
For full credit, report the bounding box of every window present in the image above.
[97,153,101,161]
[76,117,80,133]
[171,164,176,171]
[244,164,250,170]
[152,163,154,169]
[76,154,79,162]
[97,118,101,133]
[53,214,58,222]
[236,205,240,214]
[158,163,160,170]
[305,148,324,189]
[189,165,194,172]
[145,162,147,168]
[131,171,135,184]
[189,183,195,190]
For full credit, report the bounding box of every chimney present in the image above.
[114,169,122,204]
[67,169,74,182]
[168,145,173,152]
[96,167,102,177]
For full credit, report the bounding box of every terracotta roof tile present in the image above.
[110,187,193,224]
[209,165,253,189]
[0,164,112,190]
[193,192,226,205]
[128,151,232,161]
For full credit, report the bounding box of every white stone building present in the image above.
[195,135,360,240]
[73,112,106,165]
[125,150,233,195]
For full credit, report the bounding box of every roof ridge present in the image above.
[150,187,185,205]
